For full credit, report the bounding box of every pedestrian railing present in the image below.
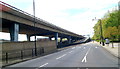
[2,47,44,65]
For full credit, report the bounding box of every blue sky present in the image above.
[0,0,119,40]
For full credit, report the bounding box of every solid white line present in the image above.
[39,63,48,67]
[56,54,66,59]
[81,47,91,63]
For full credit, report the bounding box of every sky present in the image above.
[0,0,119,40]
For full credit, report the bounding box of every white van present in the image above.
[105,39,109,44]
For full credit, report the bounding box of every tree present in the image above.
[103,26,118,38]
[93,10,120,42]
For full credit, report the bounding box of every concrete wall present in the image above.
[0,40,56,66]
[2,41,56,53]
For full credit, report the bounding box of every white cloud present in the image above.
[33,0,119,35]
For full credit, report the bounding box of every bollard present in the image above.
[112,42,114,48]
[21,50,23,60]
[42,47,44,53]
[40,48,42,54]
[40,48,41,55]
[6,52,8,63]
[32,49,34,57]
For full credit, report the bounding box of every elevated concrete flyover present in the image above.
[0,1,84,48]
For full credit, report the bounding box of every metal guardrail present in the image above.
[3,47,44,64]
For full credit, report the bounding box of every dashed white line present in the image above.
[82,47,91,63]
[95,47,98,48]
[69,51,73,53]
[39,63,48,67]
[56,54,66,59]
[72,47,75,49]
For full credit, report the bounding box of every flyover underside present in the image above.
[0,1,84,40]
[0,1,84,48]
[2,18,84,39]
[1,10,83,38]
[1,18,83,48]
[2,18,54,36]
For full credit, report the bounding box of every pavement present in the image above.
[3,42,119,69]
[94,41,120,58]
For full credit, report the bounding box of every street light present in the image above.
[33,0,37,56]
[118,1,120,10]
[92,17,105,46]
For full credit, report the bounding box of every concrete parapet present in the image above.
[0,40,56,66]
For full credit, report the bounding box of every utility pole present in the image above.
[99,19,104,46]
[118,1,120,10]
[118,1,120,43]
[33,0,37,56]
[92,18,105,46]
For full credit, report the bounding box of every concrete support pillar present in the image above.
[75,38,77,41]
[60,37,63,43]
[27,34,31,41]
[55,33,58,46]
[10,23,19,41]
[68,36,71,44]
[49,37,52,41]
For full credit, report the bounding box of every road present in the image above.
[6,42,119,69]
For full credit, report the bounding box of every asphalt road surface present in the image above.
[5,42,119,69]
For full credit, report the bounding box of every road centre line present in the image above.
[39,63,48,67]
[82,56,87,62]
[69,51,73,53]
[72,47,75,49]
[82,47,91,63]
[56,54,67,59]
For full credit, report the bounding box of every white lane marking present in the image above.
[72,47,75,49]
[84,47,86,49]
[56,54,66,59]
[82,47,91,63]
[95,47,98,48]
[82,56,87,62]
[39,63,48,67]
[69,51,73,53]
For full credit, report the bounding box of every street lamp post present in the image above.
[33,0,37,56]
[118,1,120,10]
[92,18,105,46]
[99,19,105,46]
[118,1,120,45]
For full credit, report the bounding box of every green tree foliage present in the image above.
[93,10,120,41]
